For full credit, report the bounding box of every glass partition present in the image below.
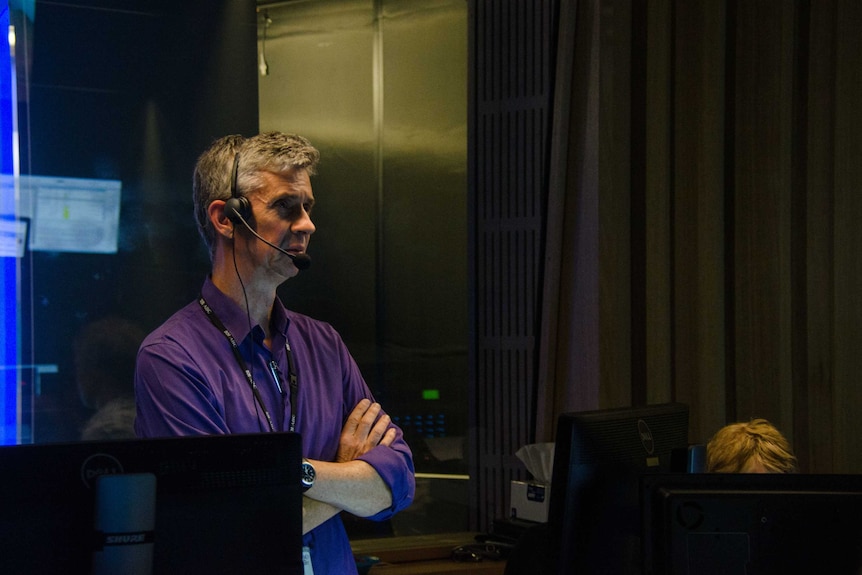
[3,0,260,444]
[3,0,468,536]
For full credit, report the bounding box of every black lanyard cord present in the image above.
[198,296,297,433]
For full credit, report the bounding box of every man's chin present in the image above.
[275,261,300,282]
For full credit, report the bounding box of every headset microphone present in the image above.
[225,152,312,271]
[228,208,312,271]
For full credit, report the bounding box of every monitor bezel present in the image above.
[547,402,690,575]
[641,472,862,575]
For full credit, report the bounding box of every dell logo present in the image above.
[80,454,124,488]
[637,419,655,455]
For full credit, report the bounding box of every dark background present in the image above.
[18,0,259,440]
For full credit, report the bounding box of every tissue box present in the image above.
[509,480,551,523]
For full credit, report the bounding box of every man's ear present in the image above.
[208,199,235,239]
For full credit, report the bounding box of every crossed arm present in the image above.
[301,398,398,534]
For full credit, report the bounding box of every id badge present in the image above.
[302,545,314,575]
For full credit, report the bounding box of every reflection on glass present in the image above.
[259,0,469,535]
[20,175,122,254]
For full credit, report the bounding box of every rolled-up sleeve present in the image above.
[358,433,416,519]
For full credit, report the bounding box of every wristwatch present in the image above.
[301,458,316,492]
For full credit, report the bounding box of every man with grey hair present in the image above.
[135,132,415,574]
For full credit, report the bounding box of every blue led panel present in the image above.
[1,5,21,444]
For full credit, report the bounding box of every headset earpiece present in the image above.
[225,196,250,225]
[226,152,252,225]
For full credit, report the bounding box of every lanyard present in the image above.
[198,296,298,433]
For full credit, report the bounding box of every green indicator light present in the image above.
[422,389,440,400]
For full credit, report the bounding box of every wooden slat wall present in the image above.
[468,0,558,531]
[665,0,730,444]
[468,0,862,530]
[554,0,862,470]
[803,0,836,474]
[831,0,862,473]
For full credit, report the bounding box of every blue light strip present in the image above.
[1,5,20,445]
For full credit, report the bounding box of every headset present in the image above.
[225,152,251,224]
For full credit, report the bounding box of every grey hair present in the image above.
[192,132,320,259]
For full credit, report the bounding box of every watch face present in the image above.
[301,461,315,490]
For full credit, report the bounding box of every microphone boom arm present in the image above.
[231,210,312,271]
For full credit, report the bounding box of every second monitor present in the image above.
[547,402,690,575]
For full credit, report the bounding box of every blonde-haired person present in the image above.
[706,418,798,473]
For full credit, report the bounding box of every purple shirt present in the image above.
[135,277,415,575]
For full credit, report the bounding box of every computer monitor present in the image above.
[641,472,862,575]
[0,432,304,575]
[547,402,690,575]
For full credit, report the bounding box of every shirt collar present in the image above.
[201,276,291,344]
[271,293,291,340]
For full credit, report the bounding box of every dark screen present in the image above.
[641,473,862,575]
[0,432,303,575]
[547,402,690,575]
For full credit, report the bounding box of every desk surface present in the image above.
[352,532,507,575]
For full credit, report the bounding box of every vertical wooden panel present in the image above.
[643,0,675,406]
[631,0,649,407]
[831,0,862,473]
[804,0,836,473]
[598,0,634,409]
[789,0,813,472]
[670,0,728,444]
[468,0,557,531]
[731,0,795,426]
